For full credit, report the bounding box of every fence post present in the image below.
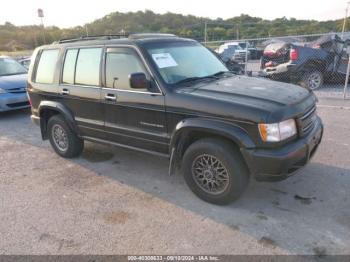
[344,47,350,99]
[244,41,248,75]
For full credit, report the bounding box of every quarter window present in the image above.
[35,49,59,84]
[105,49,149,90]
[75,48,102,86]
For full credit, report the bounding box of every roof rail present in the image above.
[56,34,129,44]
[128,33,177,39]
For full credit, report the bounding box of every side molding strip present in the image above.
[82,136,170,158]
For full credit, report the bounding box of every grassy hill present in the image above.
[0,10,344,51]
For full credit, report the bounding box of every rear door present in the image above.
[334,47,349,79]
[58,47,105,139]
[101,46,169,155]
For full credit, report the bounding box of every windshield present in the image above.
[0,57,27,76]
[145,41,228,85]
[238,43,246,49]
[218,44,242,53]
[228,45,242,50]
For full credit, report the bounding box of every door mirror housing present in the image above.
[129,72,150,90]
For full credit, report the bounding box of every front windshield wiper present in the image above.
[212,71,235,77]
[174,75,219,85]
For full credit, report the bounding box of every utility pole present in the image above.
[85,25,89,37]
[344,44,350,99]
[204,21,207,44]
[37,8,46,44]
[342,1,350,39]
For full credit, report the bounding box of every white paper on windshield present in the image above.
[152,53,178,68]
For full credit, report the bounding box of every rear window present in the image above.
[264,42,288,52]
[75,48,102,86]
[35,49,59,84]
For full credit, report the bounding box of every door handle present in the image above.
[61,88,70,95]
[105,94,117,101]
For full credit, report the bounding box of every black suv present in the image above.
[27,34,323,205]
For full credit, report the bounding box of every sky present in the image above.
[1,0,348,28]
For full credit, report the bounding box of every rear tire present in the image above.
[182,138,249,205]
[300,69,324,90]
[47,115,84,158]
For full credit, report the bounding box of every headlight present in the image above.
[0,88,7,94]
[258,119,297,142]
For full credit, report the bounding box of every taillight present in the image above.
[290,48,298,60]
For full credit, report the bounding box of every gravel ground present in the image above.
[0,94,349,255]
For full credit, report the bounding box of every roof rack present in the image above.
[128,33,177,39]
[56,34,129,44]
[54,33,178,45]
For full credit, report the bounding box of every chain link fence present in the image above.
[204,32,350,99]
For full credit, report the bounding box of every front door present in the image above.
[101,47,169,155]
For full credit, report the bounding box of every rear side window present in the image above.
[62,49,78,84]
[75,48,102,86]
[35,49,59,83]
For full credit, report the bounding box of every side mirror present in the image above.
[129,72,150,90]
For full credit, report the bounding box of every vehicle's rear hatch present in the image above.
[261,42,290,69]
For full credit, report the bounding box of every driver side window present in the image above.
[105,48,149,90]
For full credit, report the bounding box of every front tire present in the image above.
[47,115,84,158]
[182,138,249,205]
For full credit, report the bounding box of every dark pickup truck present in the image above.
[260,35,349,90]
[27,34,323,205]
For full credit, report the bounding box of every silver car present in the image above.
[217,42,250,62]
[0,56,29,112]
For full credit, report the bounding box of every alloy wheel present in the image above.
[52,124,68,152]
[191,154,230,195]
[307,72,322,90]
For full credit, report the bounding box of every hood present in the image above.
[174,75,315,123]
[0,74,27,90]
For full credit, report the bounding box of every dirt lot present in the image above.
[0,92,349,255]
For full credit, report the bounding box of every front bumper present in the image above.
[242,116,323,182]
[232,53,247,61]
[0,92,30,112]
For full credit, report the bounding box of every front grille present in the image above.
[297,105,317,136]
[6,101,30,108]
[8,87,26,94]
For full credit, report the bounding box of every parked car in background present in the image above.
[217,42,250,62]
[18,56,31,69]
[237,42,262,60]
[210,48,245,74]
[260,34,349,90]
[0,56,29,112]
[27,34,323,205]
[223,59,245,74]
